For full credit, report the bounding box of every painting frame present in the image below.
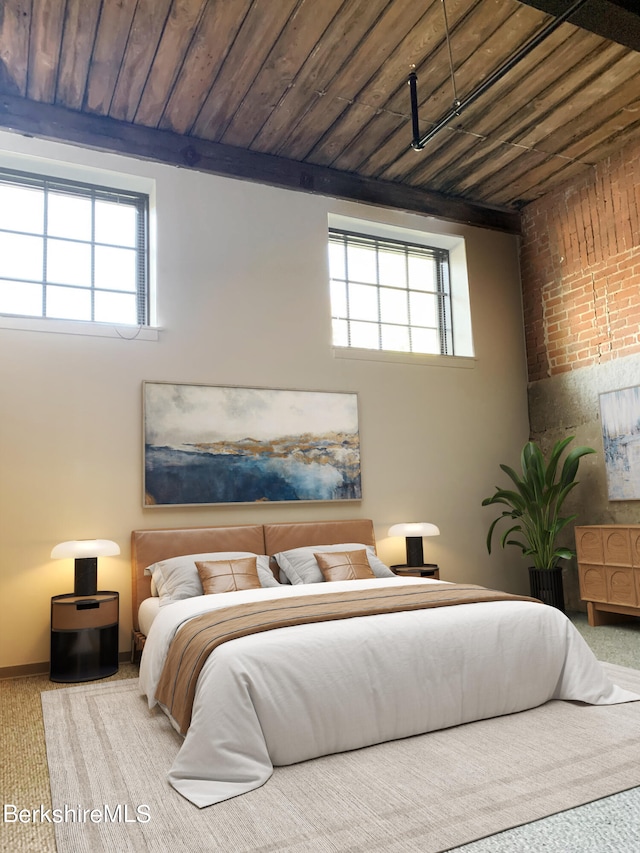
[599,383,640,501]
[143,381,362,507]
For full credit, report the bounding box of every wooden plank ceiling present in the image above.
[0,0,639,232]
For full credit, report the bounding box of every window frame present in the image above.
[0,166,150,329]
[328,227,455,358]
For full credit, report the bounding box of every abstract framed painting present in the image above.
[143,382,362,506]
[599,384,640,500]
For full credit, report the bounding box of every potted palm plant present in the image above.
[482,436,595,611]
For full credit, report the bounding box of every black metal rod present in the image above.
[409,0,589,150]
[408,72,421,149]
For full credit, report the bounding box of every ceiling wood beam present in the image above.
[517,0,640,52]
[0,93,520,234]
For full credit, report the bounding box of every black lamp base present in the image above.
[74,557,98,596]
[405,536,425,567]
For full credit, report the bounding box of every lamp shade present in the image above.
[51,539,120,560]
[388,523,440,538]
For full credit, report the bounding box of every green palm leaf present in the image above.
[482,437,594,571]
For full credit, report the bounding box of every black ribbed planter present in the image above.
[528,566,565,612]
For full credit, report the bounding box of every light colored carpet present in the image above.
[41,663,640,853]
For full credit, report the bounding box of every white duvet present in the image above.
[139,577,638,808]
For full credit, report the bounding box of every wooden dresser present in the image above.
[575,525,640,626]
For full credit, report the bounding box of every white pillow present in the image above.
[274,543,395,585]
[145,551,279,605]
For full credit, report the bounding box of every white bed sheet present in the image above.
[138,596,160,637]
[139,577,639,808]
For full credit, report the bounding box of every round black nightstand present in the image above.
[50,591,119,682]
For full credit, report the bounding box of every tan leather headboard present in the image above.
[263,519,376,555]
[131,524,265,631]
[131,519,376,633]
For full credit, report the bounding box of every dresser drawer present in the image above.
[578,564,607,603]
[602,528,632,566]
[605,567,636,607]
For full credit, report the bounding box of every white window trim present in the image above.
[0,314,160,340]
[332,346,476,368]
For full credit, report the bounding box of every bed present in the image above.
[134,519,638,808]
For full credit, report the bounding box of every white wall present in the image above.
[0,130,531,669]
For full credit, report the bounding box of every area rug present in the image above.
[42,663,640,853]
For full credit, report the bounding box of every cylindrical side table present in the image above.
[50,591,119,682]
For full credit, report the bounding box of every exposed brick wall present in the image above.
[520,137,640,382]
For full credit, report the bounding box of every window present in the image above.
[328,229,453,356]
[0,168,148,326]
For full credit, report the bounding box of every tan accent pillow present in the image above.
[195,557,261,594]
[314,549,375,582]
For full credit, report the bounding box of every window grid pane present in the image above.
[0,168,148,326]
[328,229,453,355]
